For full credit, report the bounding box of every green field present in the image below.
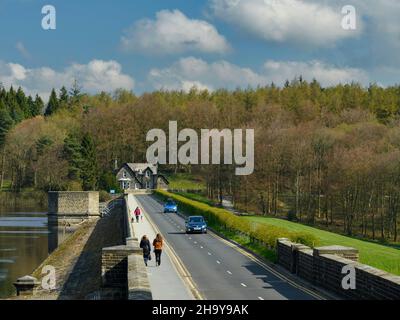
[166,173,205,190]
[243,216,400,276]
[175,192,214,206]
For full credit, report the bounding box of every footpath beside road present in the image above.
[127,194,194,300]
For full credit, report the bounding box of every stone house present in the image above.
[116,163,169,190]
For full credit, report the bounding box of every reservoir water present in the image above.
[0,192,48,298]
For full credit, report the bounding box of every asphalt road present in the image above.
[136,194,320,300]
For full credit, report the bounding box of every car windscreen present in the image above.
[166,201,175,206]
[189,217,204,223]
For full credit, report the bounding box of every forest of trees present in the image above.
[1,78,400,243]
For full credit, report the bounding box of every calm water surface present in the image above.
[0,193,49,298]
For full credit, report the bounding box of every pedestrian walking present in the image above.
[140,235,151,266]
[134,206,141,223]
[153,233,163,266]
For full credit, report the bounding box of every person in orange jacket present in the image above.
[153,233,163,266]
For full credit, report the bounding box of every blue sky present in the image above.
[0,0,399,98]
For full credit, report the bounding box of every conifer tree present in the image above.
[44,89,60,116]
[0,102,13,148]
[63,134,83,181]
[32,94,44,116]
[16,87,29,117]
[80,133,98,190]
[59,86,69,106]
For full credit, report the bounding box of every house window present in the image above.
[123,171,127,178]
[145,170,150,178]
[122,181,130,189]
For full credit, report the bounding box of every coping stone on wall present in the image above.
[313,245,359,261]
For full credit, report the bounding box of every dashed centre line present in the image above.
[241,283,247,287]
[227,270,232,275]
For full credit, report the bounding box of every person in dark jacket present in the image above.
[140,235,151,266]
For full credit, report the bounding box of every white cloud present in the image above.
[16,42,31,59]
[0,60,135,99]
[148,57,369,91]
[263,60,369,87]
[209,0,361,47]
[148,57,266,91]
[121,9,230,54]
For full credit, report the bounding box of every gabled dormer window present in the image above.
[146,170,151,177]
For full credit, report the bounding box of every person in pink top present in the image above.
[134,206,141,223]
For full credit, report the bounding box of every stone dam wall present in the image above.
[48,191,100,225]
[14,192,151,300]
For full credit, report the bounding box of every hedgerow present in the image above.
[154,190,319,248]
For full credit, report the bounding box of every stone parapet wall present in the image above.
[100,194,152,300]
[127,254,152,300]
[276,238,400,300]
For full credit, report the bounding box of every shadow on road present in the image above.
[242,262,316,300]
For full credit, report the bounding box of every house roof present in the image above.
[125,163,158,175]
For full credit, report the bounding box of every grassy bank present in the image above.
[156,190,400,276]
[165,173,205,190]
[244,216,400,275]
[174,192,214,206]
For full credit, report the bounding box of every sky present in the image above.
[0,0,399,98]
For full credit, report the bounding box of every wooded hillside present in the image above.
[1,79,400,242]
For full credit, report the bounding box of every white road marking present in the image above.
[241,283,247,287]
[216,260,221,264]
[189,237,192,240]
[194,241,197,244]
[258,297,264,300]
[208,252,212,256]
[227,271,232,275]
[200,246,204,249]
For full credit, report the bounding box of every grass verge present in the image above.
[165,173,205,190]
[154,190,318,249]
[244,216,400,276]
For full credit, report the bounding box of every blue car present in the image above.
[164,199,178,213]
[186,216,207,234]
